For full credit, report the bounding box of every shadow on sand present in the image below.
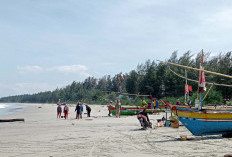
[146,135,224,143]
[130,128,151,131]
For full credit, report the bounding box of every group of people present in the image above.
[75,100,91,119]
[57,104,70,119]
[56,99,91,120]
[57,99,69,119]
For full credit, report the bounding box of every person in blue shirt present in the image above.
[80,103,84,119]
[75,101,81,119]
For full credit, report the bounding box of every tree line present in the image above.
[0,51,231,105]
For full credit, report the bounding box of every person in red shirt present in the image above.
[63,104,69,119]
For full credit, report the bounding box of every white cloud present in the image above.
[17,65,44,74]
[17,64,89,75]
[54,65,87,73]
[52,65,90,77]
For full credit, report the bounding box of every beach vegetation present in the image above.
[0,51,231,106]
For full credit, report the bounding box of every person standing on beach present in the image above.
[151,98,155,110]
[108,101,113,116]
[115,99,121,118]
[57,104,62,118]
[85,104,91,117]
[63,104,69,119]
[80,103,84,119]
[75,101,81,119]
[151,98,155,114]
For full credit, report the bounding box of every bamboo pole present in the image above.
[158,60,232,79]
[203,83,214,101]
[103,91,150,97]
[167,66,232,87]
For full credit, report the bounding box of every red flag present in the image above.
[185,85,192,94]
[198,52,206,93]
[121,73,124,79]
[188,85,192,91]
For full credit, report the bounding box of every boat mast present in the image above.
[118,73,121,98]
[198,50,206,109]
[185,69,189,102]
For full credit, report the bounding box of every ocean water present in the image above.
[0,103,25,115]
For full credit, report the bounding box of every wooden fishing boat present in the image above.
[159,52,232,136]
[162,100,232,136]
[107,106,164,115]
[110,109,154,115]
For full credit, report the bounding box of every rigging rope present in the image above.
[168,66,232,87]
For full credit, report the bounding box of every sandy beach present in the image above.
[0,103,232,157]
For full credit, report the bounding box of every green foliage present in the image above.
[204,90,223,105]
[162,96,185,105]
[0,51,231,106]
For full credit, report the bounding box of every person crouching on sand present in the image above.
[85,104,91,117]
[63,104,69,119]
[57,104,62,118]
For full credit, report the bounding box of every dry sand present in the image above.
[0,103,232,157]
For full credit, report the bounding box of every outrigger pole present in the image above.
[103,91,150,97]
[158,56,232,109]
[158,60,232,79]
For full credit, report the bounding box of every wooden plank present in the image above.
[0,118,24,122]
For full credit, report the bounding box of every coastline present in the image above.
[0,103,231,157]
[0,103,27,116]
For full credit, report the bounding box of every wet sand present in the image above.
[0,103,231,157]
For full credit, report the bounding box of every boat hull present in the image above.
[179,116,232,136]
[161,100,232,136]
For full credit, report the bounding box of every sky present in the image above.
[1,0,232,98]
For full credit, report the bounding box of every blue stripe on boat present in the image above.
[178,116,232,136]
